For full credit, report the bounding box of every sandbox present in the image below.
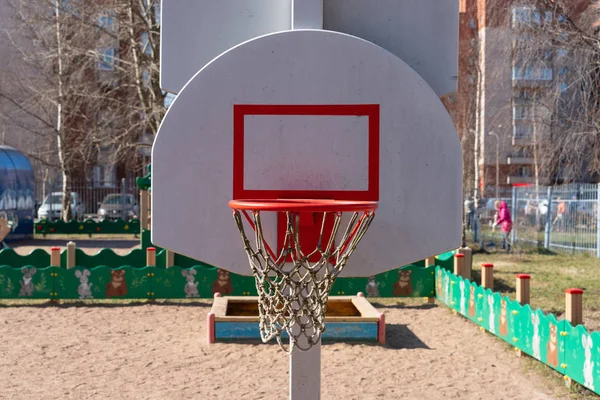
[207,295,385,344]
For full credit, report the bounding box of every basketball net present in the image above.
[230,201,376,353]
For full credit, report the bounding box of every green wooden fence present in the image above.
[436,267,600,394]
[0,262,434,300]
[35,218,140,235]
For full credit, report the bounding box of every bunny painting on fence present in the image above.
[532,313,541,360]
[182,269,199,298]
[75,269,93,299]
[487,295,496,334]
[19,267,36,297]
[582,333,595,391]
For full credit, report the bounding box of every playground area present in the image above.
[0,299,558,400]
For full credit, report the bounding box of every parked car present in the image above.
[37,192,85,220]
[97,194,138,221]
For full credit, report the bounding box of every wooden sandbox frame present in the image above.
[207,293,385,345]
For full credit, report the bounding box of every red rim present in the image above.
[229,199,378,212]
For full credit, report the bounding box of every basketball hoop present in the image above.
[229,199,377,353]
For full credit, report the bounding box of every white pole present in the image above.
[290,341,321,400]
[288,3,324,399]
[291,0,323,29]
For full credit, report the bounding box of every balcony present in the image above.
[507,156,533,165]
[507,176,535,185]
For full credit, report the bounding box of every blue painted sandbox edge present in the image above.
[215,321,379,342]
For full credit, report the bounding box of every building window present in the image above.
[514,124,533,139]
[556,48,569,57]
[513,105,532,120]
[512,7,541,28]
[98,14,115,30]
[97,48,117,71]
[469,18,476,29]
[518,166,530,177]
[544,11,553,23]
[560,82,569,93]
[513,64,553,81]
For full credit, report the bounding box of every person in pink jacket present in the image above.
[493,200,513,252]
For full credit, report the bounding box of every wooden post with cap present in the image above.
[457,247,472,279]
[454,253,465,278]
[50,247,61,267]
[146,247,156,267]
[481,263,494,290]
[565,288,584,326]
[515,274,531,358]
[516,274,530,305]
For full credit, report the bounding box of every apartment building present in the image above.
[453,0,590,196]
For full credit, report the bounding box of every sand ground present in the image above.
[0,301,560,400]
[0,240,563,399]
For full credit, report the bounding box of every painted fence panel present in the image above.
[333,265,434,298]
[0,266,54,299]
[563,324,600,392]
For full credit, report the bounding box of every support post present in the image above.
[481,263,494,290]
[515,273,531,358]
[147,190,151,228]
[565,288,584,326]
[425,256,436,268]
[50,247,61,267]
[146,247,156,267]
[515,274,530,305]
[166,250,175,268]
[544,186,553,249]
[511,186,517,243]
[66,241,76,269]
[140,190,148,230]
[291,0,323,29]
[457,247,472,279]
[454,253,465,278]
[290,343,321,400]
[424,256,437,303]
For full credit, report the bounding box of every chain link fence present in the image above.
[468,183,600,255]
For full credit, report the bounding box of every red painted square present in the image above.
[233,104,380,201]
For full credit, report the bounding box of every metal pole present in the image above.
[596,183,600,258]
[511,185,517,243]
[545,186,553,249]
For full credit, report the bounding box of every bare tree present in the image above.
[0,0,164,220]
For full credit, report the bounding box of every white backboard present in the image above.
[152,30,462,277]
[160,0,458,96]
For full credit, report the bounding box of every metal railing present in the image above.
[468,183,600,256]
[35,178,139,222]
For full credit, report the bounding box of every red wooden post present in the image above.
[146,247,156,267]
[50,247,61,267]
